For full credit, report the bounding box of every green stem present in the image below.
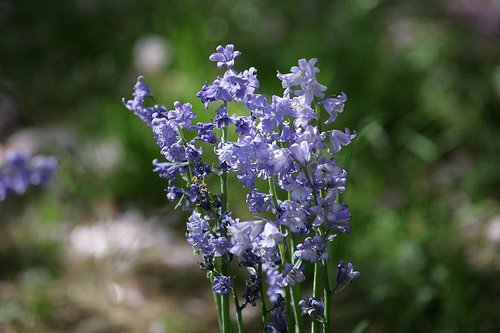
[258,263,268,327]
[312,262,322,333]
[232,282,244,333]
[288,235,304,333]
[323,265,331,333]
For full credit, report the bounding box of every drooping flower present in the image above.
[299,297,325,322]
[322,93,347,124]
[335,260,360,292]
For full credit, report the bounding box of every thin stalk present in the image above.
[311,262,322,333]
[220,118,231,333]
[210,275,222,328]
[258,263,268,327]
[288,235,304,333]
[322,265,331,333]
[232,282,244,333]
[221,291,231,333]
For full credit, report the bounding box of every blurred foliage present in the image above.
[1,0,500,332]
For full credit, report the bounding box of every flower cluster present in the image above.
[0,150,58,201]
[124,44,359,332]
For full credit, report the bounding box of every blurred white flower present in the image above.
[133,34,172,75]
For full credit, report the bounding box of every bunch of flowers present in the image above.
[0,150,58,202]
[124,44,359,333]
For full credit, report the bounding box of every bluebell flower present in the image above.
[277,58,326,104]
[243,274,261,306]
[294,235,329,263]
[263,264,282,302]
[311,157,347,190]
[212,275,233,295]
[329,128,356,154]
[335,260,360,292]
[289,141,311,165]
[209,44,241,69]
[322,92,347,124]
[299,297,324,322]
[265,294,288,333]
[0,151,57,201]
[277,263,305,288]
[186,211,212,255]
[278,201,309,233]
[246,190,272,213]
[227,220,263,257]
[215,104,233,128]
[311,196,352,233]
[166,185,183,201]
[169,101,196,129]
[194,122,217,144]
[152,159,187,179]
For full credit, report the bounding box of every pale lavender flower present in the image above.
[322,93,347,124]
[209,44,241,69]
[294,235,329,263]
[277,263,305,288]
[329,128,356,154]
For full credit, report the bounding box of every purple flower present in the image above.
[277,58,327,104]
[227,220,263,257]
[243,274,261,306]
[209,44,241,69]
[329,128,356,154]
[264,264,282,302]
[289,141,311,165]
[277,263,305,288]
[310,196,352,233]
[335,260,360,292]
[299,297,324,322]
[186,211,212,255]
[0,151,58,201]
[278,201,309,233]
[294,235,329,263]
[265,295,288,333]
[322,93,347,124]
[246,190,272,213]
[194,122,217,144]
[169,101,196,129]
[212,275,233,295]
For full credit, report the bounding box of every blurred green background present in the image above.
[1,0,499,332]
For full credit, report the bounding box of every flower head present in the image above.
[209,44,241,69]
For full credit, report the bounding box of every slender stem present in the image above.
[288,235,304,333]
[219,115,232,333]
[221,291,231,333]
[290,284,304,333]
[210,274,222,328]
[232,283,244,333]
[258,263,268,327]
[323,265,331,333]
[312,262,322,333]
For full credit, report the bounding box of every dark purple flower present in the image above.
[243,274,261,306]
[265,295,288,333]
[209,44,241,69]
[299,297,324,322]
[335,260,360,292]
[212,275,233,295]
[195,122,217,144]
